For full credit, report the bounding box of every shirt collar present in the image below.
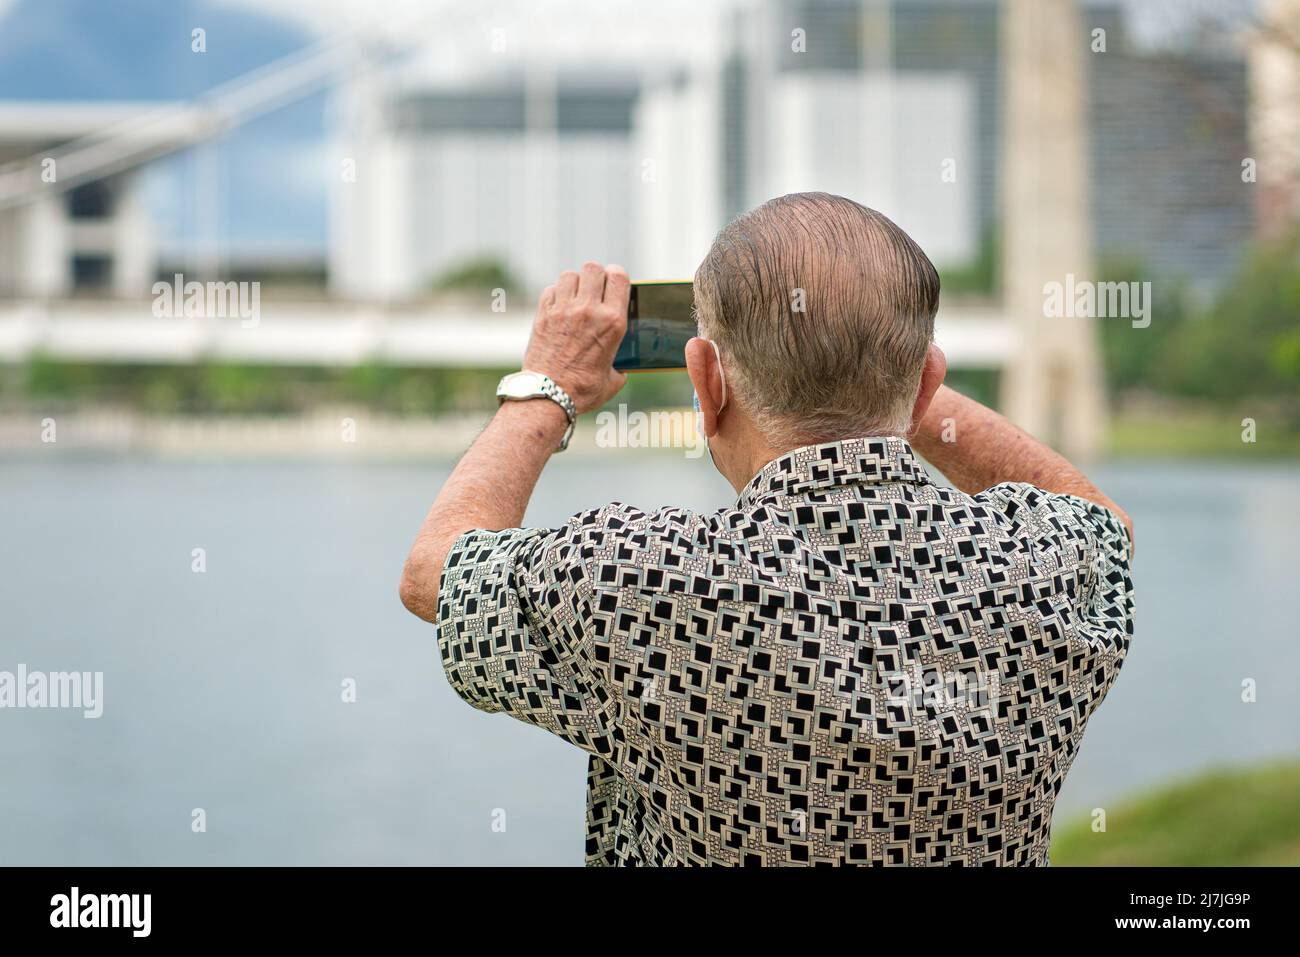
[736,435,932,508]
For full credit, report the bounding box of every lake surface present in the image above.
[2,453,1297,864]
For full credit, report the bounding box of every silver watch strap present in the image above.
[537,375,577,451]
[499,371,577,451]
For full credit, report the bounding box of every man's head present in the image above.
[686,192,946,489]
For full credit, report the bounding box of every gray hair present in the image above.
[694,192,940,447]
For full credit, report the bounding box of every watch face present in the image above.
[501,371,543,398]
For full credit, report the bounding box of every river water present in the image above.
[1,453,1297,864]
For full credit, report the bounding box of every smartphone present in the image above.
[614,280,695,371]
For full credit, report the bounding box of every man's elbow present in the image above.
[1088,489,1134,552]
[1109,503,1135,552]
[399,561,440,624]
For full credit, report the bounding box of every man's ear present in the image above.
[909,343,948,433]
[685,337,724,437]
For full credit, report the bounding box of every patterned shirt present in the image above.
[437,436,1134,865]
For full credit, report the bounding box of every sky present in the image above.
[0,0,1263,261]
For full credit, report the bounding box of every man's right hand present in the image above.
[523,262,630,415]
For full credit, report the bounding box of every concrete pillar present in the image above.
[0,208,18,296]
[523,58,560,291]
[1000,0,1104,459]
[1250,0,1300,237]
[329,66,410,301]
[113,173,156,297]
[635,73,724,279]
[18,192,69,298]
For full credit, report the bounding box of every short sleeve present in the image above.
[436,516,621,760]
[974,482,1135,698]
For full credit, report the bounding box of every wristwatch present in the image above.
[496,370,578,451]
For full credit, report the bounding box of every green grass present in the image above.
[3,359,697,418]
[1108,412,1300,458]
[1051,762,1300,866]
[8,358,1300,461]
[936,370,1300,459]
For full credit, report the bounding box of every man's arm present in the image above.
[910,383,1134,543]
[399,261,630,623]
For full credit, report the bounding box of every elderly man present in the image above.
[400,192,1134,866]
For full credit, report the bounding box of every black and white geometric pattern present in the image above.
[437,436,1134,865]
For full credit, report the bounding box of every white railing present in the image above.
[0,299,1017,368]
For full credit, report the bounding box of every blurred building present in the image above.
[0,0,1262,304]
[329,68,639,299]
[640,0,1253,292]
[1091,48,1253,290]
[327,0,1254,298]
[645,0,980,280]
[0,102,191,298]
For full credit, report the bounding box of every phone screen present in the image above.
[614,281,695,371]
